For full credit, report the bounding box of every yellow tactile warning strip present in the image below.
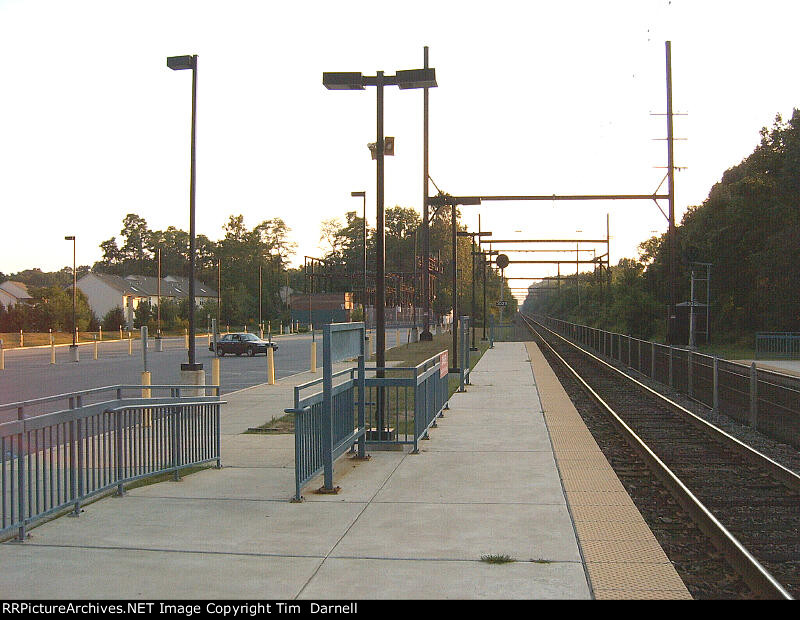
[526,341,693,600]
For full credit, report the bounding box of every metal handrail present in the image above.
[1,384,222,413]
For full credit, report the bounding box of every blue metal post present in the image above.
[322,325,335,491]
[357,326,366,459]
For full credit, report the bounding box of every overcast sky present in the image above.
[2,0,799,300]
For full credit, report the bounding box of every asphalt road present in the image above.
[0,327,410,410]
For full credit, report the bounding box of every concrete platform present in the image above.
[735,359,800,377]
[0,341,677,599]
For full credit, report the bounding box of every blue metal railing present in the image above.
[362,351,449,452]
[1,389,223,541]
[289,368,362,501]
[756,333,800,360]
[289,350,450,501]
[489,317,515,347]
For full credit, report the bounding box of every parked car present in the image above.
[210,333,278,357]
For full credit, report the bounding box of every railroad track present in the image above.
[520,314,800,600]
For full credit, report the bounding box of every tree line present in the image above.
[523,109,800,345]
[2,197,516,333]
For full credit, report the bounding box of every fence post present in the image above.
[462,316,470,387]
[459,318,466,393]
[687,349,693,397]
[668,346,673,387]
[749,362,758,430]
[16,405,26,541]
[651,342,656,380]
[638,340,642,373]
[115,409,125,496]
[72,417,84,517]
[357,332,366,459]
[320,325,337,493]
[627,335,632,367]
[412,363,422,454]
[712,356,719,414]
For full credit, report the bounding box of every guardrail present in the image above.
[530,314,800,450]
[489,317,515,346]
[0,384,221,424]
[1,388,223,541]
[362,352,450,453]
[288,350,449,501]
[756,333,800,360]
[289,367,364,501]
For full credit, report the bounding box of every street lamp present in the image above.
[167,53,203,383]
[324,65,436,439]
[64,235,78,362]
[351,191,367,315]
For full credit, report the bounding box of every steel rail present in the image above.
[520,314,794,600]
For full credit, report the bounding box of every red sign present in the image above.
[440,351,448,377]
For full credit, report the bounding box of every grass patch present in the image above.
[481,554,516,564]
[696,340,756,361]
[246,411,295,434]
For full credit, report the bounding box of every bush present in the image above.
[102,306,125,331]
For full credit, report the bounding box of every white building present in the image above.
[77,272,218,329]
[0,280,33,309]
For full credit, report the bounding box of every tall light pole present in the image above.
[64,235,78,362]
[324,66,436,439]
[351,191,367,315]
[167,53,203,381]
[421,46,433,342]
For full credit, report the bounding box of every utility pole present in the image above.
[666,40,678,344]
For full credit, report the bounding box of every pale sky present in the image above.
[2,0,799,301]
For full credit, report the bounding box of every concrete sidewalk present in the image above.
[0,343,589,600]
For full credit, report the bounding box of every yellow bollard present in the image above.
[310,341,317,373]
[212,357,220,391]
[99,326,103,341]
[141,371,152,398]
[19,330,23,348]
[0,340,4,370]
[184,328,189,350]
[50,331,56,364]
[207,333,211,346]
[94,336,98,360]
[267,347,275,385]
[141,371,152,426]
[119,326,123,341]
[128,332,133,355]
